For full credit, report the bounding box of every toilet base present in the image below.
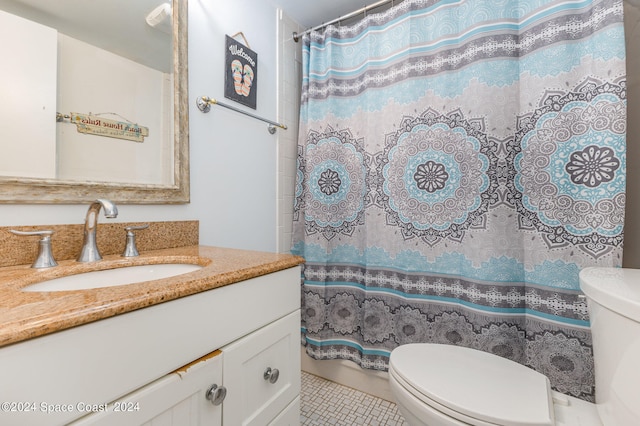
[551,392,602,426]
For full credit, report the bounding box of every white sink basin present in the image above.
[22,263,203,292]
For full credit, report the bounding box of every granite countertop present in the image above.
[0,245,304,348]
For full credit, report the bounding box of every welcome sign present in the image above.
[224,34,258,109]
[70,113,149,142]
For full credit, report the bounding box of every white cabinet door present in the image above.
[71,351,224,426]
[268,397,300,426]
[222,310,301,426]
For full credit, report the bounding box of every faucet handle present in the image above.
[9,229,58,268]
[122,224,149,257]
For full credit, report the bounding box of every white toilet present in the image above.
[388,267,640,426]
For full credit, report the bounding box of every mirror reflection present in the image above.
[0,0,189,203]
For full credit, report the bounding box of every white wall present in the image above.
[0,10,57,179]
[0,0,283,253]
[185,0,279,251]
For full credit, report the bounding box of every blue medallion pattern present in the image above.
[375,109,498,244]
[293,0,626,402]
[295,126,371,240]
[510,80,626,257]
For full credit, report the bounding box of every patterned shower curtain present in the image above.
[292,0,626,401]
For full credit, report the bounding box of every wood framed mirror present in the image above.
[0,0,189,204]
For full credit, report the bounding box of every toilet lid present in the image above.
[389,344,554,426]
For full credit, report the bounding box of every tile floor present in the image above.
[300,371,407,425]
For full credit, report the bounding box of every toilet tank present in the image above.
[579,267,640,426]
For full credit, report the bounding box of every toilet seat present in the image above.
[389,344,555,426]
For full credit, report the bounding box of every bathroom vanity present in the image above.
[0,245,304,426]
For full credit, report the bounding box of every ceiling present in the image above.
[272,0,390,30]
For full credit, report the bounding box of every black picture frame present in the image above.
[224,35,258,109]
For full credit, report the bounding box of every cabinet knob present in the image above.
[205,384,227,406]
[263,367,280,384]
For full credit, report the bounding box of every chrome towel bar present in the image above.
[196,96,287,134]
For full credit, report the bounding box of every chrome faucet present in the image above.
[9,229,58,268]
[77,199,118,262]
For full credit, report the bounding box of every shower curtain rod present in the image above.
[292,0,394,42]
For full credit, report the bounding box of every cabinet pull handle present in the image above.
[205,384,227,405]
[263,367,280,384]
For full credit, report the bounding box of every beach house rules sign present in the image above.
[224,34,258,109]
[70,113,149,142]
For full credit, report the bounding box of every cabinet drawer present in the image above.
[222,310,301,426]
[71,351,223,426]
